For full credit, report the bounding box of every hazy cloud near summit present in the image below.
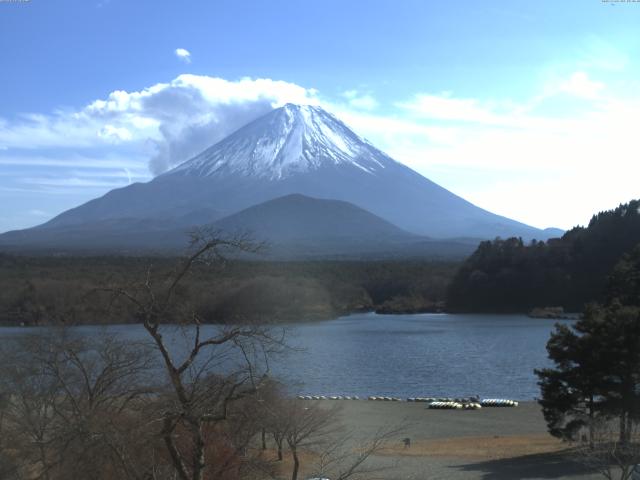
[0,75,319,175]
[144,90,273,174]
[1,70,640,231]
[89,75,318,174]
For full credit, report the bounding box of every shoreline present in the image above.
[0,309,575,328]
[329,400,599,479]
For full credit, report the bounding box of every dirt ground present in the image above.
[321,400,604,480]
[379,434,567,460]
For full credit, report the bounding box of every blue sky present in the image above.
[1,0,640,233]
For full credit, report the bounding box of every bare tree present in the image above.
[0,342,60,479]
[252,378,288,460]
[1,230,405,480]
[105,229,286,480]
[311,425,403,480]
[0,385,19,480]
[249,375,406,480]
[0,331,158,480]
[211,395,280,480]
[263,397,403,480]
[573,418,640,480]
[282,401,342,480]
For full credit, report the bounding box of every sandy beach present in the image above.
[321,400,603,480]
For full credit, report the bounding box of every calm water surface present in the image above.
[277,313,563,400]
[0,313,566,400]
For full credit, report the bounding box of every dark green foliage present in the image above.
[448,199,640,312]
[606,245,640,306]
[535,250,640,444]
[0,255,458,325]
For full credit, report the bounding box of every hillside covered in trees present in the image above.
[447,199,640,312]
[0,255,456,326]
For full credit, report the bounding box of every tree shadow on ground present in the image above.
[450,451,597,479]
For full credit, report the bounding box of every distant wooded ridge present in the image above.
[0,256,456,326]
[3,199,640,324]
[447,199,640,313]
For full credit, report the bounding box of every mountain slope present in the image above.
[0,194,478,259]
[170,103,386,179]
[209,194,477,259]
[213,193,416,243]
[0,104,560,253]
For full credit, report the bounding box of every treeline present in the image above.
[0,255,458,326]
[535,245,640,474]
[0,235,399,480]
[447,199,640,312]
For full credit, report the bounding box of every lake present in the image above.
[0,313,565,400]
[276,312,563,400]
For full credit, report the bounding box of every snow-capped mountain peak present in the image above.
[168,103,391,179]
[4,102,558,246]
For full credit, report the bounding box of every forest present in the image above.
[0,254,457,326]
[447,199,640,313]
[0,235,402,480]
[4,199,640,326]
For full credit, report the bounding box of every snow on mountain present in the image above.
[168,104,388,179]
[0,103,564,252]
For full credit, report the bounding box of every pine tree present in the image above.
[536,249,640,445]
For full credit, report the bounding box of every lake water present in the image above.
[276,313,562,400]
[0,313,565,400]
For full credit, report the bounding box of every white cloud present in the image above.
[0,75,319,174]
[175,48,191,63]
[337,72,640,229]
[98,124,133,142]
[559,71,604,99]
[22,177,131,188]
[397,93,503,124]
[0,153,146,170]
[1,70,638,230]
[343,90,378,110]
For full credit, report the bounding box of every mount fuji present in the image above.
[0,104,561,256]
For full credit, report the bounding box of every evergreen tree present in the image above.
[606,245,640,306]
[535,309,607,443]
[536,251,640,444]
[448,199,640,312]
